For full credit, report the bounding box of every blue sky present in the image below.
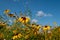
[0,0,60,26]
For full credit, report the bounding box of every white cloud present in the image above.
[31,19,38,23]
[36,11,53,17]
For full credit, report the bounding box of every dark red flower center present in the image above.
[5,10,8,12]
[45,26,47,28]
[36,25,39,26]
[22,17,26,20]
[32,24,34,25]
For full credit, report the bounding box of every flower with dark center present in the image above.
[8,14,14,17]
[45,26,48,28]
[31,24,35,27]
[43,25,50,31]
[22,17,26,20]
[36,25,39,26]
[18,17,30,24]
[35,25,41,30]
[32,24,35,25]
[4,9,10,14]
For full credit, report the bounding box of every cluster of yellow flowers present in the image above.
[12,33,23,40]
[18,17,30,24]
[4,9,16,17]
[31,24,41,31]
[31,24,41,35]
[0,9,57,40]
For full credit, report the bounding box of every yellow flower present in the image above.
[35,25,41,30]
[47,26,50,30]
[8,14,14,17]
[31,24,36,27]
[4,9,10,14]
[43,25,50,31]
[31,24,36,29]
[0,23,6,26]
[18,17,30,24]
[17,33,22,38]
[12,35,18,40]
[0,22,6,28]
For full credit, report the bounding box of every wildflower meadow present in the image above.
[0,9,60,40]
[0,0,60,40]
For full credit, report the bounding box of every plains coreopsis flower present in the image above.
[35,25,41,30]
[43,25,50,31]
[4,9,10,14]
[18,17,30,23]
[31,24,36,27]
[8,14,14,17]
[0,22,6,28]
[12,35,18,40]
